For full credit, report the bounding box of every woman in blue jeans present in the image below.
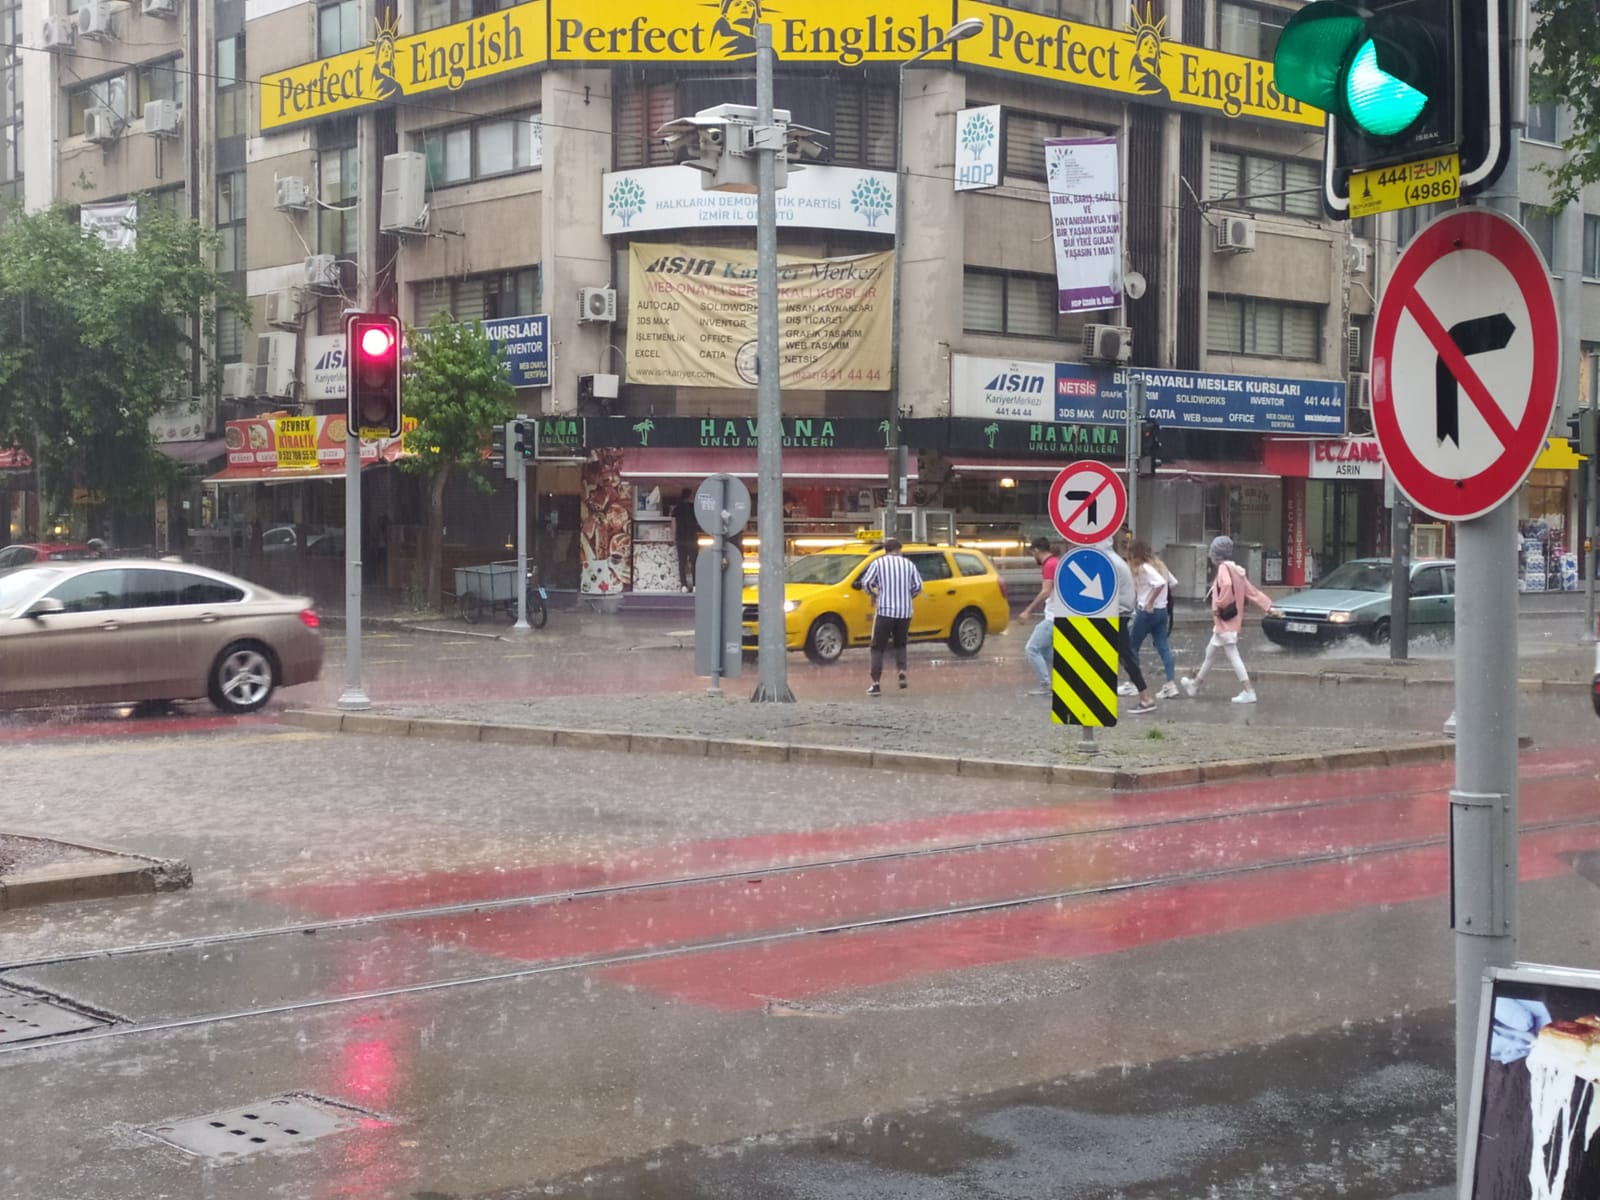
[1127,540,1179,699]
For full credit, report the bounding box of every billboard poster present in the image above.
[1044,137,1121,314]
[1464,965,1600,1199]
[950,354,1056,422]
[602,166,897,235]
[1054,365,1347,436]
[626,243,892,390]
[954,105,1002,192]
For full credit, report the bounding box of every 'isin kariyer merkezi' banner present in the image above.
[1055,364,1347,434]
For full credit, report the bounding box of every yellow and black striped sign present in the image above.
[1050,616,1119,727]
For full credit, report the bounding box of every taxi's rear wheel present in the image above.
[804,615,846,664]
[949,609,987,657]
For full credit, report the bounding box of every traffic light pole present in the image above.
[1450,0,1525,1160]
[513,426,530,633]
[1125,375,1144,539]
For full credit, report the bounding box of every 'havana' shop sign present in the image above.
[904,417,1121,460]
[586,416,894,450]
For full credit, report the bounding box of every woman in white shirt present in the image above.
[1128,540,1178,699]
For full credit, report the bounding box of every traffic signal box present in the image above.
[1274,0,1509,219]
[1138,419,1162,477]
[345,312,403,439]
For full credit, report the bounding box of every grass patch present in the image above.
[1145,728,1166,740]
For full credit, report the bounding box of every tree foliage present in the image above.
[0,203,245,513]
[398,311,518,606]
[1530,0,1600,208]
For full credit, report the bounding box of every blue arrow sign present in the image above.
[1055,547,1118,617]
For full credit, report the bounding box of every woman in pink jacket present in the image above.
[1180,535,1274,704]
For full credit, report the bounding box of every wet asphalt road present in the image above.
[0,608,1595,1199]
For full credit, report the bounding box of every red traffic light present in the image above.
[357,325,396,359]
[345,312,403,438]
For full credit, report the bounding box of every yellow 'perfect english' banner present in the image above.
[628,244,892,391]
[959,0,1318,127]
[261,2,548,131]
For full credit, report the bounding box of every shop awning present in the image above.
[157,437,228,465]
[206,459,387,485]
[947,458,1280,480]
[618,448,889,481]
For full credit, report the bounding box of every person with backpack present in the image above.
[1179,535,1274,704]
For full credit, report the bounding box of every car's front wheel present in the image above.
[949,609,987,656]
[804,615,847,664]
[1369,618,1391,645]
[208,641,278,714]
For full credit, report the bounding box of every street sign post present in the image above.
[1048,461,1128,546]
[1054,547,1119,617]
[692,473,752,693]
[1050,616,1120,752]
[1371,207,1559,521]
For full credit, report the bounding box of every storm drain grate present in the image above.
[0,984,104,1044]
[144,1094,381,1162]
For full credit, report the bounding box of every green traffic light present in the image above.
[1344,38,1428,136]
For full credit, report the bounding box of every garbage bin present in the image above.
[1237,541,1265,584]
[1162,543,1210,600]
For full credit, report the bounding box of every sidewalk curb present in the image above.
[280,708,1461,792]
[0,832,192,911]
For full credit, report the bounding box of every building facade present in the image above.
[11,0,1598,598]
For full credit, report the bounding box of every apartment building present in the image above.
[13,0,1596,596]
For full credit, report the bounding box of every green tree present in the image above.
[1530,2,1600,207]
[0,202,244,523]
[399,311,517,608]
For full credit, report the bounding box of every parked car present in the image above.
[741,541,1010,664]
[0,560,323,714]
[1262,557,1456,647]
[0,542,96,573]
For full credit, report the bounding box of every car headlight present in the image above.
[782,599,799,614]
[1267,606,1283,618]
[1327,611,1353,624]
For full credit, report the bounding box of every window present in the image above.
[45,570,124,614]
[216,308,245,363]
[415,0,516,32]
[613,79,679,170]
[414,267,541,326]
[0,58,19,205]
[216,171,246,273]
[136,60,180,110]
[1210,148,1322,218]
[317,0,358,57]
[907,552,952,582]
[954,553,989,577]
[1525,99,1558,144]
[216,35,246,139]
[1584,215,1600,279]
[1003,112,1110,181]
[418,111,542,186]
[1206,295,1322,360]
[67,76,127,135]
[1521,204,1556,267]
[318,142,358,257]
[1004,0,1111,24]
[963,269,1090,341]
[1409,566,1444,597]
[830,81,897,170]
[1216,1,1288,58]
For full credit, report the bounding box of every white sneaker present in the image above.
[1156,682,1179,700]
[1232,688,1257,704]
[1179,677,1197,698]
[1116,681,1137,696]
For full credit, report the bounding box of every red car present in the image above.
[0,543,97,573]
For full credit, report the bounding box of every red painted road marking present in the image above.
[1403,291,1517,448]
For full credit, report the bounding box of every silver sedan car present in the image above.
[0,560,323,714]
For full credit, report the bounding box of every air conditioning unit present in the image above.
[42,16,74,50]
[220,362,260,400]
[264,289,303,330]
[1082,323,1133,365]
[304,254,339,290]
[379,152,429,234]
[142,0,177,16]
[83,107,119,145]
[256,332,296,398]
[143,99,180,137]
[1350,371,1371,411]
[1214,214,1258,254]
[578,286,617,323]
[274,176,311,212]
[1349,240,1372,274]
[1346,325,1364,371]
[76,1,114,40]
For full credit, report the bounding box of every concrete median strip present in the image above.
[280,705,1462,792]
[0,832,191,911]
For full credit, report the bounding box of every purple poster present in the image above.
[1045,137,1121,314]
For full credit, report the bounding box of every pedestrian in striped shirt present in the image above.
[858,538,923,695]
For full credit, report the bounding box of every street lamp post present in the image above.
[886,17,985,537]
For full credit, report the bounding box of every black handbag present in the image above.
[1214,568,1239,621]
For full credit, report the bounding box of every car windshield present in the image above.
[0,567,63,612]
[1315,561,1392,592]
[788,552,871,585]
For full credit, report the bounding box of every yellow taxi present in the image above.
[740,539,1010,664]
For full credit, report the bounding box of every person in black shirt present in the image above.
[671,488,697,591]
